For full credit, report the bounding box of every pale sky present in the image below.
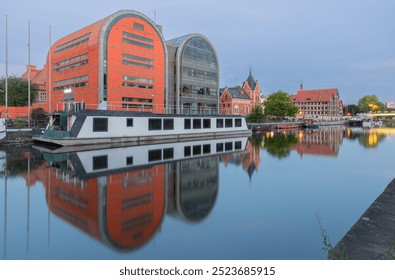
[1,0,394,104]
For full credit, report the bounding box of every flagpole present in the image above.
[48,26,52,114]
[28,20,31,125]
[5,15,8,119]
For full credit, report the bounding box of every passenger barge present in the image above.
[32,110,251,147]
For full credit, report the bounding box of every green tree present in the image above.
[247,104,265,122]
[263,90,298,119]
[357,95,385,113]
[346,104,360,116]
[0,75,38,106]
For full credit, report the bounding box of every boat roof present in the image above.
[53,109,244,118]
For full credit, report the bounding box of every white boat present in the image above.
[32,109,252,147]
[362,116,383,128]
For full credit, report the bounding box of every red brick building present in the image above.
[290,84,343,121]
[219,70,262,116]
[21,65,47,106]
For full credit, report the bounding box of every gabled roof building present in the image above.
[219,70,262,116]
[290,84,343,121]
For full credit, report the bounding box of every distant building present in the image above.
[21,65,47,106]
[290,84,343,121]
[219,70,262,116]
[385,101,395,109]
[166,34,220,115]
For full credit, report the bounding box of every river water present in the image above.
[0,125,394,260]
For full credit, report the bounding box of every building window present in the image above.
[92,155,108,170]
[126,118,133,127]
[216,119,223,128]
[148,118,162,130]
[93,118,108,132]
[163,119,174,130]
[225,119,233,128]
[133,22,144,31]
[203,144,211,154]
[193,119,201,129]
[193,145,201,155]
[40,92,46,101]
[163,148,174,160]
[203,119,211,129]
[184,146,191,157]
[225,142,233,151]
[126,156,133,166]
[148,149,162,162]
[184,119,191,129]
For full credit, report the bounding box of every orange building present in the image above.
[46,10,167,113]
[219,70,262,116]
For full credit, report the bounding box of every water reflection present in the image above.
[1,138,249,253]
[1,126,395,258]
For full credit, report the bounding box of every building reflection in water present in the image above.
[29,137,250,252]
[293,126,344,157]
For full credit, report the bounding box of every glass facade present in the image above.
[175,36,219,115]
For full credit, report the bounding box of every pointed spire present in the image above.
[300,81,303,90]
[246,68,256,90]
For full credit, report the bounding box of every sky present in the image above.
[1,0,394,104]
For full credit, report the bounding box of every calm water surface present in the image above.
[1,126,394,260]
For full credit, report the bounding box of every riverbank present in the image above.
[334,178,395,259]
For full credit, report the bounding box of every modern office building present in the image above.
[166,34,220,114]
[47,10,168,113]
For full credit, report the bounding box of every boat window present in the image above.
[92,155,108,170]
[193,119,201,129]
[148,118,162,130]
[126,156,133,165]
[216,119,223,128]
[235,141,242,150]
[184,146,191,157]
[163,148,174,160]
[148,149,162,162]
[225,142,233,151]
[163,119,174,130]
[193,145,201,155]
[235,119,242,127]
[216,143,224,152]
[203,119,211,129]
[126,118,134,127]
[203,144,211,154]
[184,119,191,129]
[93,118,108,132]
[225,119,233,128]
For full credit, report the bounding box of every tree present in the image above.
[31,107,49,127]
[263,90,298,119]
[0,75,38,106]
[357,95,385,113]
[346,104,360,116]
[247,104,265,122]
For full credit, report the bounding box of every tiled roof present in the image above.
[291,88,338,103]
[220,87,251,100]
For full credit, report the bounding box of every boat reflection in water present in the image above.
[32,137,249,252]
